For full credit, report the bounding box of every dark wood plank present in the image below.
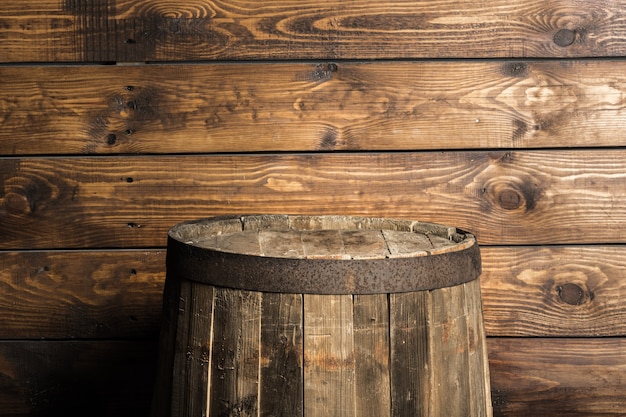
[389,291,430,416]
[488,337,626,417]
[209,287,261,416]
[2,151,626,248]
[1,338,623,417]
[2,0,626,62]
[353,294,391,417]
[0,340,157,417]
[481,246,626,337]
[3,246,626,340]
[259,292,304,417]
[169,280,214,417]
[0,250,164,339]
[3,61,626,155]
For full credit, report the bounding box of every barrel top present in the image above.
[167,215,481,294]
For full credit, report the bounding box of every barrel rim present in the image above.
[166,214,481,294]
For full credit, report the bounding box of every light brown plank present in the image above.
[481,246,626,337]
[0,250,164,339]
[488,337,626,417]
[2,151,626,248]
[2,1,626,62]
[353,294,391,417]
[303,294,355,417]
[3,61,626,155]
[0,340,158,417]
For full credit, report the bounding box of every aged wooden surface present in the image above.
[3,151,626,248]
[2,0,625,415]
[3,246,626,340]
[3,60,626,155]
[353,294,390,417]
[303,294,356,417]
[390,290,430,416]
[2,0,626,62]
[0,250,164,339]
[489,338,626,417]
[259,292,304,417]
[481,246,626,337]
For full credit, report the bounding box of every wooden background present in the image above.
[1,0,626,415]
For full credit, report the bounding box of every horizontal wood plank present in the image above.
[2,151,626,248]
[0,340,157,417]
[0,338,623,416]
[481,246,626,337]
[2,0,626,62]
[0,251,164,339]
[2,246,626,339]
[488,337,626,417]
[3,60,626,155]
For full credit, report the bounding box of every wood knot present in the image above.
[553,29,576,47]
[557,283,588,305]
[482,176,541,213]
[502,62,529,78]
[497,189,523,210]
[4,192,31,214]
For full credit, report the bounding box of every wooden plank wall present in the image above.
[1,1,626,415]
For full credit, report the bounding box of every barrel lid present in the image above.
[167,215,481,294]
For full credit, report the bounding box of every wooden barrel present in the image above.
[152,215,492,417]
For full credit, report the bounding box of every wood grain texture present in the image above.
[209,287,261,417]
[2,0,626,62]
[389,290,430,416]
[0,340,157,417]
[489,337,626,417]
[353,294,391,417]
[3,60,626,155]
[259,292,303,417]
[3,151,626,248]
[481,246,626,337]
[4,246,626,340]
[0,250,164,339]
[303,294,356,417]
[169,280,214,417]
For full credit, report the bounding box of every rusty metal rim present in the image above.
[166,215,482,294]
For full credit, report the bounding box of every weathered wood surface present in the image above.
[2,0,626,62]
[303,294,356,417]
[481,246,626,337]
[353,294,390,417]
[0,338,623,417]
[3,60,626,155]
[489,338,626,417]
[0,250,164,339]
[0,340,157,417]
[3,246,625,340]
[3,151,626,248]
[259,292,304,417]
